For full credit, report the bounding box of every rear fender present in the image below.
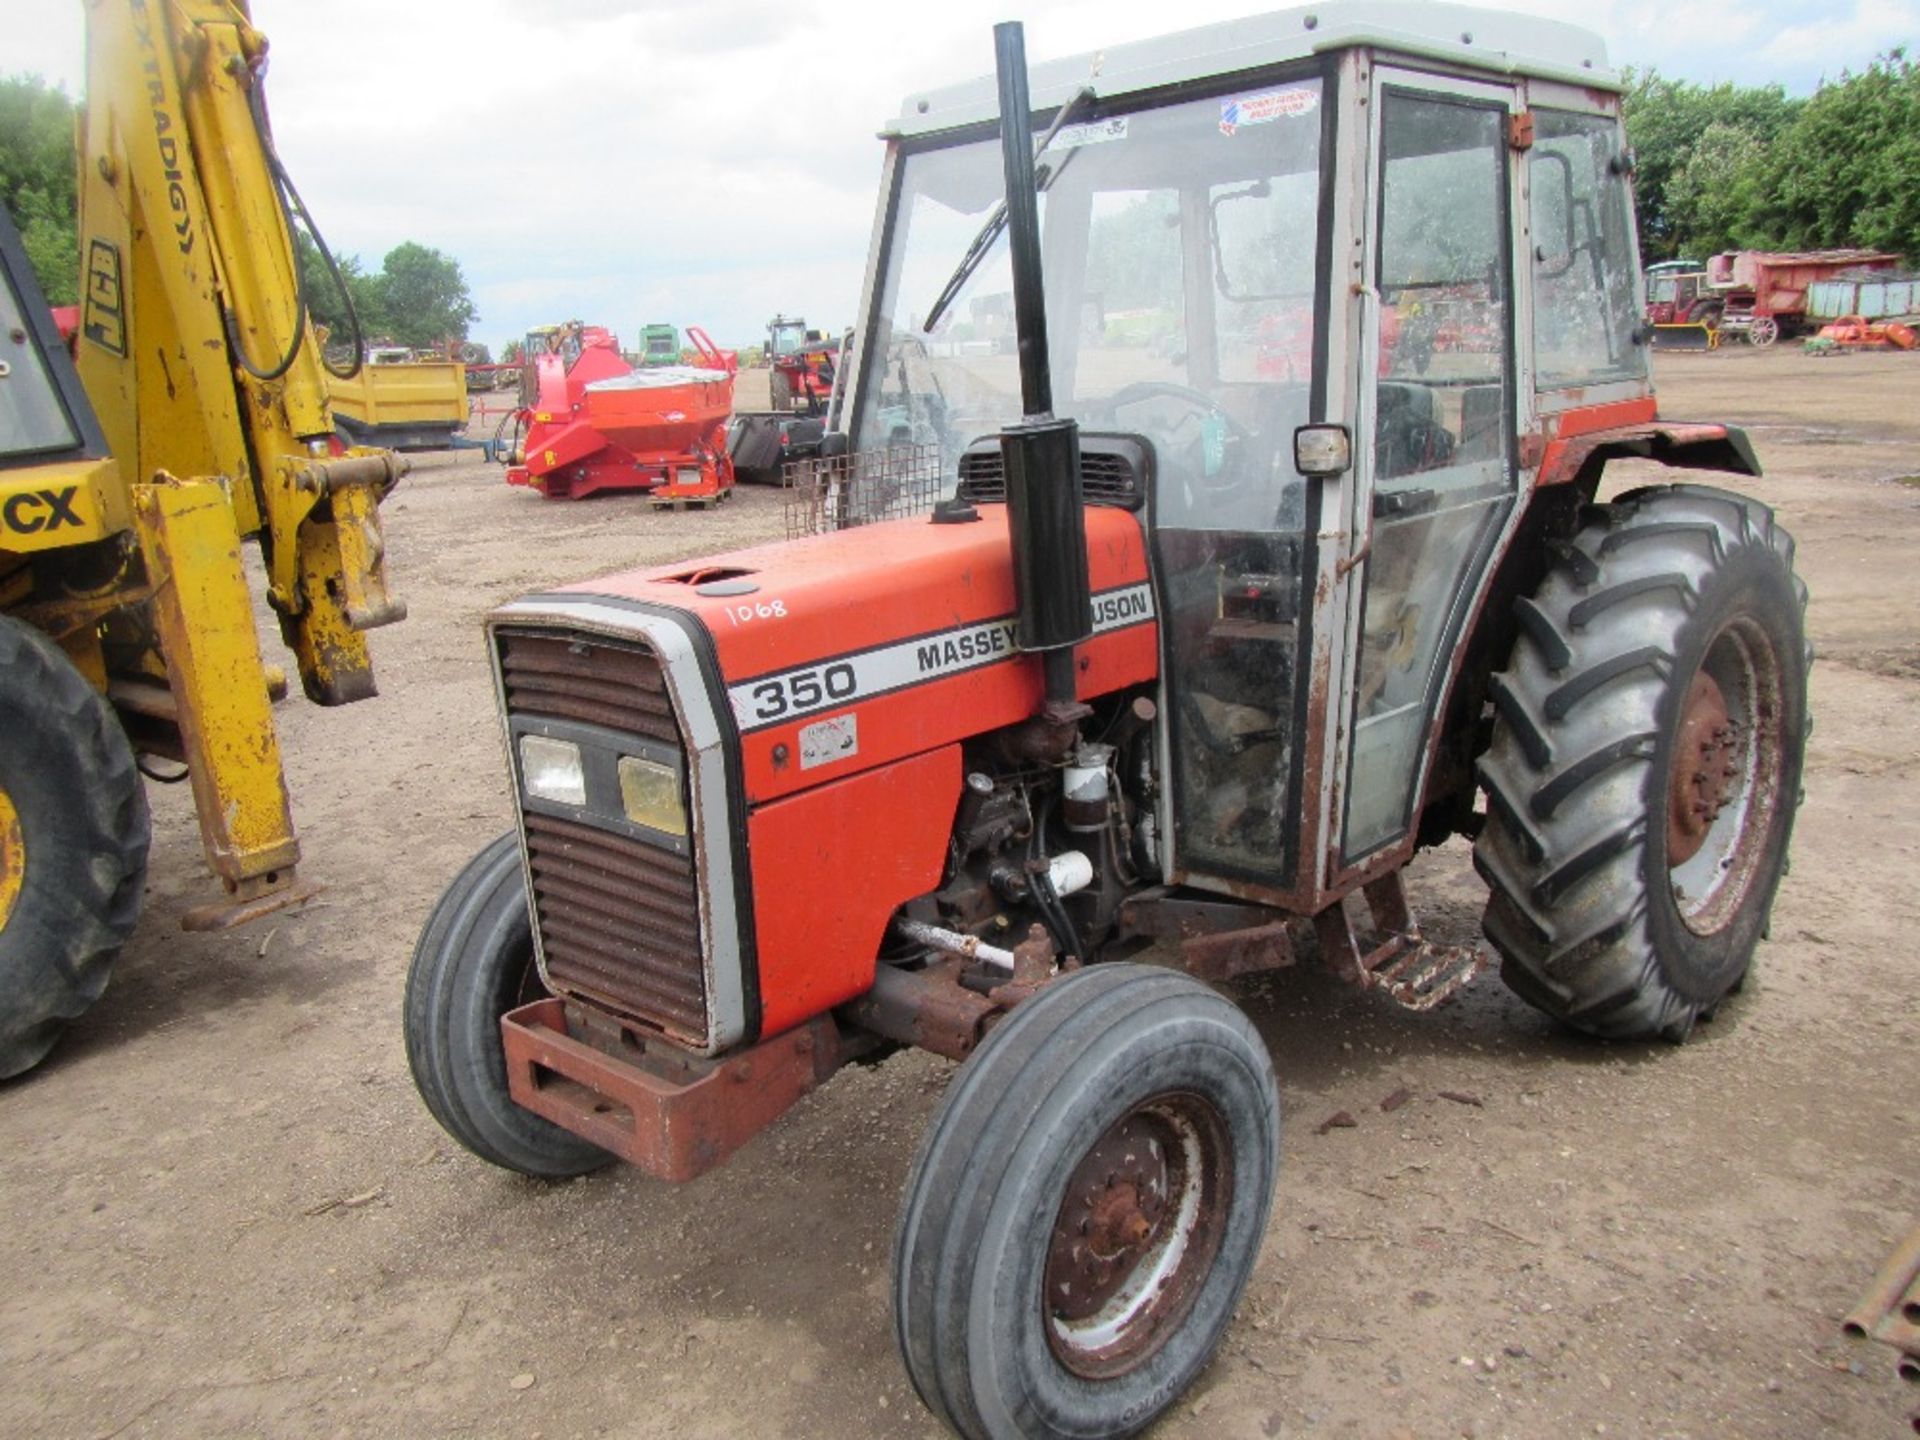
[1536,421,1761,490]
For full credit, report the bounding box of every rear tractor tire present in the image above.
[1475,485,1809,1042]
[0,618,151,1079]
[404,832,612,1178]
[894,963,1280,1439]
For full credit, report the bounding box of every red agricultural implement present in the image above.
[1807,315,1918,353]
[507,323,738,505]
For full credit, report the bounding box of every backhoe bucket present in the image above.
[1652,323,1719,351]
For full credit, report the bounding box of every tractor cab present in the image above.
[845,12,1648,898]
[767,315,813,359]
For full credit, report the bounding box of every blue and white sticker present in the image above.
[1219,87,1318,136]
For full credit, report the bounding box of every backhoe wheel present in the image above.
[1475,485,1809,1042]
[0,617,150,1079]
[894,963,1279,1439]
[403,832,611,1178]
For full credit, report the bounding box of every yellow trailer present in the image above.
[329,348,470,451]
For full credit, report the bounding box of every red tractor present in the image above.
[766,313,837,414]
[408,10,1809,1436]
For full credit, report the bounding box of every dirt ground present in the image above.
[3,349,1916,1440]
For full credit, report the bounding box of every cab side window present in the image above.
[1529,111,1646,388]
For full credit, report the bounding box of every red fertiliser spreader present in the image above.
[507,324,738,504]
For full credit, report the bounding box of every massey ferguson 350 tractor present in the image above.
[406,7,1809,1434]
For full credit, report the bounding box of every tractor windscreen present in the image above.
[857,78,1326,513]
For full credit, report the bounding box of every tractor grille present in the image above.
[497,627,709,1045]
[955,434,1147,510]
[499,629,680,743]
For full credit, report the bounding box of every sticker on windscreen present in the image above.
[1219,88,1318,136]
[1055,116,1128,148]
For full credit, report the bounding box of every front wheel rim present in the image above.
[1044,1093,1234,1379]
[1667,618,1787,936]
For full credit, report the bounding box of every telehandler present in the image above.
[407,6,1808,1435]
[0,0,404,1077]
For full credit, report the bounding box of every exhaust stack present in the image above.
[991,21,1092,713]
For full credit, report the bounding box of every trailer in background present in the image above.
[1808,275,1920,323]
[1707,249,1903,346]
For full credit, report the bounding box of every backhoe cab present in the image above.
[408,7,1808,1436]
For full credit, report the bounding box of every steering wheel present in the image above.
[1094,380,1256,503]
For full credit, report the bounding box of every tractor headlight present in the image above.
[521,735,586,807]
[618,755,686,837]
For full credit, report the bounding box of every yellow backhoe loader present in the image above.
[0,0,405,1077]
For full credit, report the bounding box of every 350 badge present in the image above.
[745,660,856,722]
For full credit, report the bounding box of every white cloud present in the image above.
[12,0,1911,351]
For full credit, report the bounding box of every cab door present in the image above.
[1337,70,1521,864]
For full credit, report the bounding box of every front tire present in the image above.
[403,832,611,1177]
[894,963,1280,1439]
[0,619,150,1079]
[1475,485,1809,1041]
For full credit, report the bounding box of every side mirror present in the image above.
[1294,424,1351,477]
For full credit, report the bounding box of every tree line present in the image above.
[1623,50,1918,263]
[1,73,477,348]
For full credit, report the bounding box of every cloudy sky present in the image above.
[12,0,1912,353]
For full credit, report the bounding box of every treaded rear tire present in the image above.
[0,618,150,1079]
[894,963,1280,1439]
[404,832,611,1178]
[1474,484,1810,1041]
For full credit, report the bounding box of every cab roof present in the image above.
[888,1,1616,138]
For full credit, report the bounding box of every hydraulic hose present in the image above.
[225,58,365,383]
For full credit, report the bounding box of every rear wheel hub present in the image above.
[1668,669,1738,866]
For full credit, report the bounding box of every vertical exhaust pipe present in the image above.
[992,21,1092,716]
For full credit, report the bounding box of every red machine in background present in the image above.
[1706,249,1902,346]
[507,323,738,504]
[766,314,836,413]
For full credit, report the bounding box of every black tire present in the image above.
[770,367,793,412]
[894,963,1280,1439]
[403,832,611,1178]
[1475,485,1810,1041]
[0,618,150,1079]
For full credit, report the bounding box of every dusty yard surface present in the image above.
[2,350,1916,1440]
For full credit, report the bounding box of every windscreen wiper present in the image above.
[921,87,1096,335]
